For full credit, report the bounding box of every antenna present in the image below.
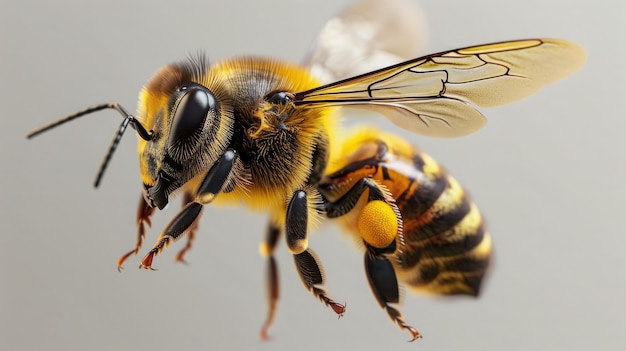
[27,102,154,187]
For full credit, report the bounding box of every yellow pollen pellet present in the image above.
[357,200,398,248]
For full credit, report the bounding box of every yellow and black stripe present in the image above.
[322,127,492,297]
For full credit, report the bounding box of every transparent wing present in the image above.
[296,39,586,137]
[303,0,427,83]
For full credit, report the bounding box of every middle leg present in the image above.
[259,220,282,340]
[286,189,346,317]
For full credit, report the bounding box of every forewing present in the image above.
[296,39,586,137]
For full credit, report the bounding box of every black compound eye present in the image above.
[168,83,215,150]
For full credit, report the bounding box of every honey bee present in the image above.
[26,0,585,342]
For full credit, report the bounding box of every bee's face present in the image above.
[136,59,235,209]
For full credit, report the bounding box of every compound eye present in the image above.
[168,83,216,158]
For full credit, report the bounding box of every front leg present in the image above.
[286,189,345,317]
[174,191,200,265]
[140,149,239,269]
[117,195,155,270]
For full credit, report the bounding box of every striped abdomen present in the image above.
[391,150,491,296]
[323,128,492,297]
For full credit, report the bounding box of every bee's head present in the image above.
[137,56,234,209]
[26,55,235,210]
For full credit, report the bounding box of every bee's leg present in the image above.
[323,178,419,340]
[364,247,421,341]
[286,190,346,317]
[117,195,155,270]
[259,221,281,340]
[139,149,238,270]
[174,191,199,264]
[324,178,403,251]
[139,202,204,270]
[323,178,390,217]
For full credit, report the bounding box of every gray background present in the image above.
[2,0,624,350]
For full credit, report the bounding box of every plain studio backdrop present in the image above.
[1,0,623,350]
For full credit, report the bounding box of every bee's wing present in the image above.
[296,39,586,137]
[303,0,427,83]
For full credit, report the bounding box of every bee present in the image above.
[26,0,585,342]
